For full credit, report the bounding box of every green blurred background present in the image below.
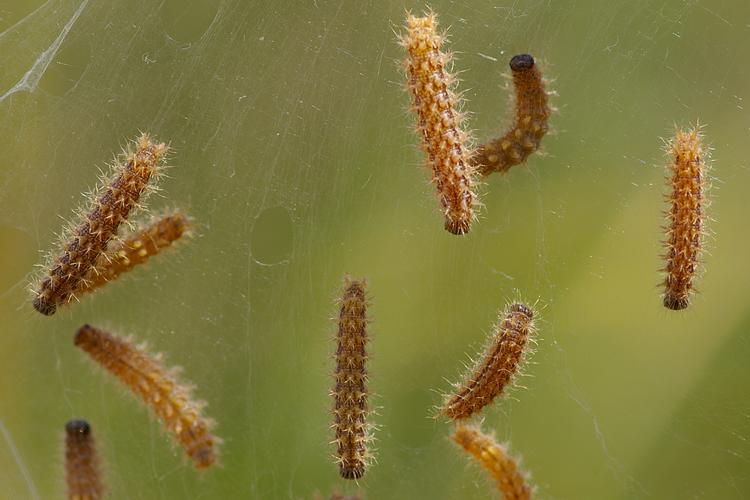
[2,0,750,498]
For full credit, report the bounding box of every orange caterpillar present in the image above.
[33,134,167,315]
[400,12,477,235]
[474,54,551,176]
[74,324,220,469]
[65,420,104,500]
[331,277,373,480]
[442,303,534,420]
[452,424,533,500]
[77,211,190,294]
[662,126,708,310]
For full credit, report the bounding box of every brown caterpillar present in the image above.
[74,324,220,469]
[452,424,533,500]
[33,133,168,315]
[400,12,478,235]
[662,126,708,310]
[77,211,190,295]
[65,419,104,500]
[442,302,534,420]
[331,277,372,480]
[474,54,551,176]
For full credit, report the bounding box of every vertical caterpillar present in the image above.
[331,277,372,480]
[65,419,104,500]
[452,424,532,500]
[33,133,168,315]
[442,302,534,420]
[400,12,478,235]
[74,324,220,469]
[77,211,190,294]
[662,126,708,310]
[474,54,551,176]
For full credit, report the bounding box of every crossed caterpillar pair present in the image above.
[32,134,190,316]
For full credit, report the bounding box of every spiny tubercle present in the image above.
[442,302,534,420]
[662,126,707,311]
[332,277,372,480]
[401,12,477,235]
[78,211,191,294]
[65,419,104,500]
[474,54,551,176]
[74,324,220,469]
[452,424,533,500]
[33,133,168,315]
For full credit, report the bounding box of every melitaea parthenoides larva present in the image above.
[442,302,535,420]
[74,324,221,469]
[76,210,191,295]
[65,419,104,500]
[32,133,168,315]
[400,11,478,235]
[662,126,709,310]
[474,54,552,176]
[331,277,374,480]
[452,424,533,500]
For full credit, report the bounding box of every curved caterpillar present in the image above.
[33,134,167,315]
[400,12,478,235]
[442,302,534,420]
[452,424,533,500]
[74,324,220,469]
[65,419,104,500]
[474,54,551,176]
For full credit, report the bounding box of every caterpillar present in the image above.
[74,324,220,469]
[400,11,478,235]
[442,302,534,420]
[77,211,190,295]
[452,424,533,500]
[662,126,708,310]
[474,54,551,176]
[331,277,373,480]
[33,133,168,315]
[65,419,104,500]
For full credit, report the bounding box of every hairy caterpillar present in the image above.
[442,302,534,420]
[65,419,104,500]
[452,424,533,500]
[400,11,478,235]
[74,324,220,469]
[331,277,373,480]
[474,54,551,176]
[77,211,190,295]
[33,134,168,315]
[662,126,708,310]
